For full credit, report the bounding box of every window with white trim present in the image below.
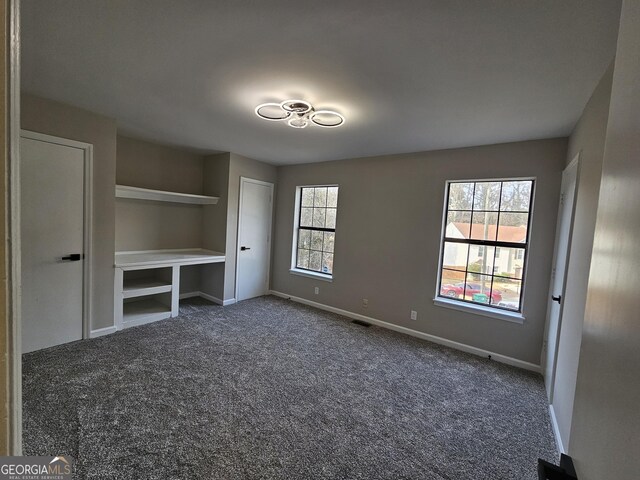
[292,186,338,277]
[437,179,534,312]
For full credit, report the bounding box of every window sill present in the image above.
[433,297,525,324]
[289,268,333,282]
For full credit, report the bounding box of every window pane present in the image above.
[301,188,314,207]
[297,249,309,269]
[323,232,335,253]
[314,187,327,207]
[327,187,339,207]
[468,245,495,275]
[448,182,474,210]
[295,185,339,276]
[300,207,313,227]
[492,247,525,279]
[325,208,337,229]
[309,251,322,271]
[442,242,468,271]
[500,181,532,212]
[440,269,465,298]
[446,211,471,238]
[464,273,493,304]
[470,212,498,241]
[473,182,501,211]
[311,230,324,251]
[322,253,334,274]
[491,277,522,310]
[312,208,326,228]
[497,213,528,242]
[298,229,311,249]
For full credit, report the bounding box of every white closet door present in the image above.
[21,134,87,353]
[236,178,273,301]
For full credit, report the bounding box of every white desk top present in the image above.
[115,248,225,269]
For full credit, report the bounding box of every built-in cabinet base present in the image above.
[114,249,225,330]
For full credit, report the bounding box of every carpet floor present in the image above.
[23,296,557,479]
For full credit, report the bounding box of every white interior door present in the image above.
[544,157,579,399]
[21,132,90,353]
[236,178,273,301]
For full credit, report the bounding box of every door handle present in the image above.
[240,246,251,251]
[61,253,82,261]
[552,295,562,304]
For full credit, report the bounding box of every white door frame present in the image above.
[543,153,580,402]
[8,0,22,454]
[235,177,274,301]
[20,130,94,341]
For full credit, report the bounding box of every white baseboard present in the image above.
[179,292,201,300]
[548,404,566,454]
[89,326,118,338]
[269,290,541,374]
[180,291,236,306]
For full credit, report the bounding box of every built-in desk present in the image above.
[114,249,225,329]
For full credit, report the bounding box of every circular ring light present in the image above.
[281,99,313,114]
[255,103,290,121]
[310,110,345,128]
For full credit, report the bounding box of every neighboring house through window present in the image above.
[438,179,534,312]
[291,185,339,279]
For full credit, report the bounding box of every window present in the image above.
[438,179,534,312]
[292,186,339,277]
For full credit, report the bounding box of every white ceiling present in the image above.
[21,0,621,165]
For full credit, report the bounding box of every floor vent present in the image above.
[351,319,371,327]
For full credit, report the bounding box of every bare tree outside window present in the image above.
[295,186,339,275]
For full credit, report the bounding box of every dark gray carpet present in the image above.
[23,295,557,479]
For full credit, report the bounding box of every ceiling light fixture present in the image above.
[255,99,345,129]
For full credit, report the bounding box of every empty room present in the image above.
[0,0,638,479]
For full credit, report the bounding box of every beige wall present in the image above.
[116,135,204,194]
[549,64,613,450]
[201,153,230,300]
[21,94,117,330]
[115,135,205,253]
[272,138,567,364]
[570,0,640,477]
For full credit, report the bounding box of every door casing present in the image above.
[543,153,580,404]
[235,177,274,301]
[20,130,94,344]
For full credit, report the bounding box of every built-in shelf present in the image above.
[116,184,219,205]
[114,249,226,331]
[123,278,172,299]
[122,298,172,328]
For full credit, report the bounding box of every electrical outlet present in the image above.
[362,298,369,308]
[314,287,319,295]
[410,310,418,320]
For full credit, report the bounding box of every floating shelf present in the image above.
[116,185,219,205]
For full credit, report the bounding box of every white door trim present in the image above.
[543,152,580,402]
[235,177,274,301]
[8,0,22,454]
[20,130,94,341]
